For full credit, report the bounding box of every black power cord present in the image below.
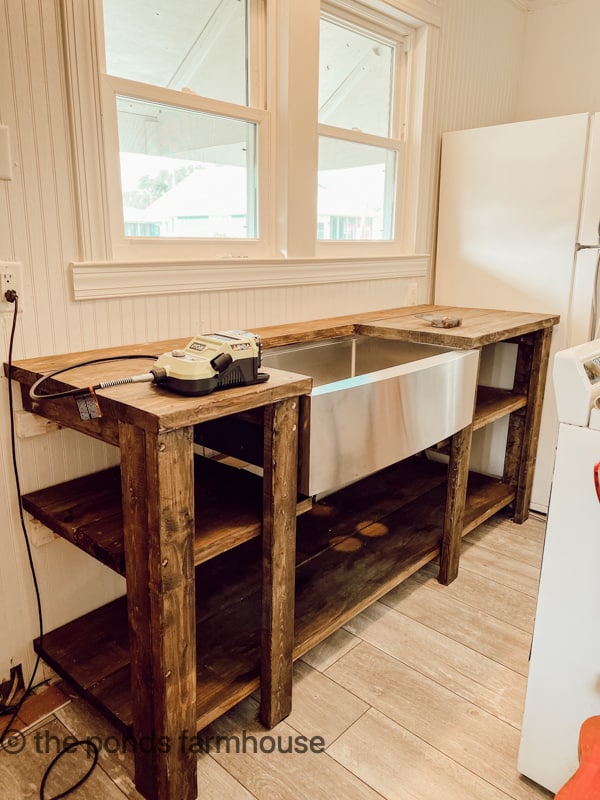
[29,354,160,401]
[2,293,107,798]
[1,292,44,736]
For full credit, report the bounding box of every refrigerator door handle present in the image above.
[594,461,600,503]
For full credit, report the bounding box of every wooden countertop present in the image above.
[253,304,560,349]
[5,304,559,437]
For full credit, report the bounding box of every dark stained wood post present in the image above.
[260,396,299,727]
[119,422,197,800]
[439,422,474,585]
[504,327,553,522]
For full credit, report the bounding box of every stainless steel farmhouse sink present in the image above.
[261,335,480,496]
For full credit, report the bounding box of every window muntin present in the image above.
[102,0,249,106]
[116,96,257,239]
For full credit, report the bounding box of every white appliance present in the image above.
[434,112,600,511]
[518,339,600,793]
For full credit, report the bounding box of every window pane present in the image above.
[318,137,396,241]
[319,18,394,137]
[103,0,248,106]
[116,96,257,239]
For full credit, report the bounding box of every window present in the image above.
[63,0,439,295]
[98,0,267,256]
[317,8,407,242]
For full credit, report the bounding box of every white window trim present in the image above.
[61,0,439,300]
[71,254,429,300]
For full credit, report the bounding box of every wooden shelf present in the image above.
[32,455,515,735]
[22,457,310,575]
[473,385,528,430]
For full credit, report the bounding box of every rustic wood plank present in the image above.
[22,458,265,574]
[509,328,553,522]
[293,482,449,658]
[260,397,299,727]
[119,423,197,800]
[439,424,473,585]
[6,306,558,427]
[295,454,448,564]
[21,468,125,572]
[461,475,516,534]
[22,453,450,583]
[33,597,130,701]
[473,385,528,430]
[355,306,559,349]
[19,383,121,446]
[503,336,534,492]
[9,355,312,436]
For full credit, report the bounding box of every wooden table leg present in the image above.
[119,422,197,800]
[260,397,299,727]
[439,423,474,585]
[504,328,553,523]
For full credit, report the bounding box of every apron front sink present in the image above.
[261,335,480,496]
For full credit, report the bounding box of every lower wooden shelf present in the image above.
[22,457,311,574]
[32,455,516,735]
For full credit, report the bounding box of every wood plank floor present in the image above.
[0,510,555,800]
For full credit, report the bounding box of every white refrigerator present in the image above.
[434,112,600,512]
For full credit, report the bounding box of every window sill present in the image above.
[70,255,429,300]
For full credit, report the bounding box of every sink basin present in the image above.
[261,335,480,496]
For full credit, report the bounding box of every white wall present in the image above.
[517,0,600,120]
[436,0,525,133]
[0,0,527,681]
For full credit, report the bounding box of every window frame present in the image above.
[60,0,440,298]
[97,0,272,261]
[316,4,408,250]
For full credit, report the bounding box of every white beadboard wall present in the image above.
[517,0,600,119]
[435,0,525,133]
[0,0,529,680]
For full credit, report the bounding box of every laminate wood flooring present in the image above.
[0,511,554,799]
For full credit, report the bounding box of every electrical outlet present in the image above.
[0,261,22,312]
